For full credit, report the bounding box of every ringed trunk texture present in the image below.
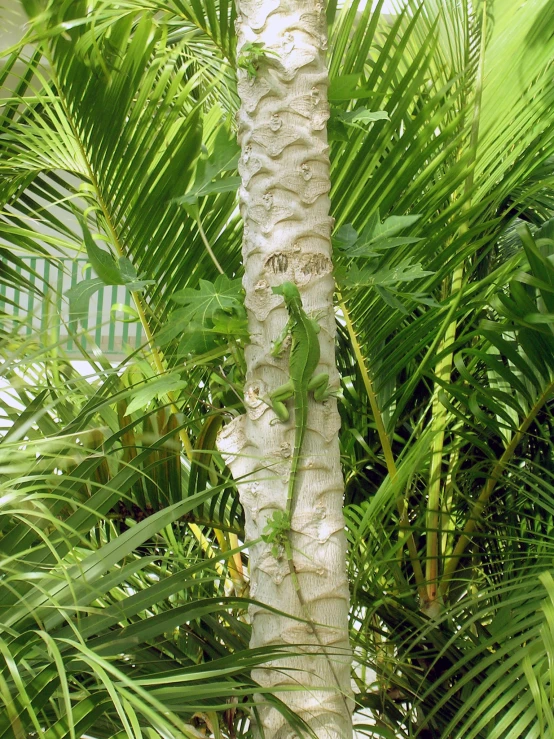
[217,1,353,736]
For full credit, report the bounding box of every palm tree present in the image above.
[1,0,554,737]
[220,1,352,736]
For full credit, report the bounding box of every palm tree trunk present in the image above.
[216,1,353,736]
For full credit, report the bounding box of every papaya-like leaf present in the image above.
[343,260,433,288]
[170,275,244,324]
[334,213,423,258]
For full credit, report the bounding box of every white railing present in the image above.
[1,257,145,358]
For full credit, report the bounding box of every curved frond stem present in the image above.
[196,215,225,275]
[425,2,487,610]
[127,291,195,460]
[190,523,225,576]
[426,297,460,605]
[339,294,426,599]
[439,376,554,600]
[44,50,194,460]
[440,438,460,554]
[338,297,395,474]
[212,528,245,594]
[228,532,245,581]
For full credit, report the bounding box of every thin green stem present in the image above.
[339,295,427,601]
[196,216,225,275]
[426,288,462,604]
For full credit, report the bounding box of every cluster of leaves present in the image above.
[236,41,279,79]
[0,2,255,737]
[1,0,554,737]
[157,274,247,357]
[0,342,281,739]
[261,510,291,559]
[334,210,435,310]
[330,0,554,736]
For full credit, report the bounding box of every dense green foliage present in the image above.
[1,0,554,736]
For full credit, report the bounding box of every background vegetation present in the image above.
[1,0,554,736]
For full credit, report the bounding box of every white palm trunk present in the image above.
[217,1,353,736]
